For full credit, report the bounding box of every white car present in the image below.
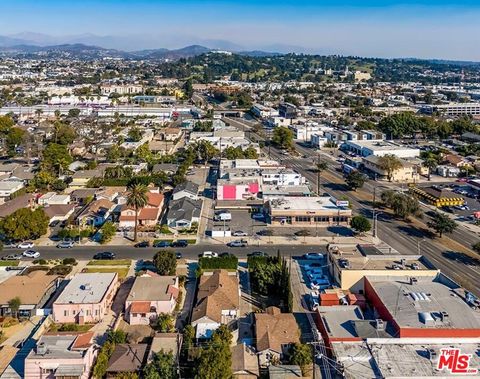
[22,250,40,259]
[18,241,34,249]
[232,231,248,237]
[303,252,324,260]
[201,251,218,258]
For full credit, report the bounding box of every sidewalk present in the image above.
[201,234,376,246]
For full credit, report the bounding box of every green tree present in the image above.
[472,242,480,254]
[377,154,403,182]
[143,349,177,379]
[289,343,312,376]
[31,170,56,191]
[153,250,177,275]
[106,329,127,344]
[99,221,117,244]
[350,215,372,234]
[126,182,149,241]
[128,127,142,142]
[42,143,73,174]
[183,324,195,351]
[381,190,421,220]
[345,171,366,191]
[93,350,109,378]
[156,313,175,333]
[196,326,232,379]
[428,211,458,238]
[6,128,26,155]
[136,143,153,163]
[67,108,81,118]
[53,121,76,145]
[8,297,21,319]
[1,208,49,240]
[243,146,258,159]
[194,140,219,164]
[183,79,194,99]
[423,157,438,181]
[272,126,294,150]
[106,145,123,162]
[0,115,14,133]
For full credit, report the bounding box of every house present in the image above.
[119,191,164,228]
[152,163,179,175]
[52,272,119,324]
[157,127,182,141]
[0,193,35,218]
[0,178,24,203]
[172,181,199,201]
[443,154,468,168]
[24,332,96,379]
[255,306,300,367]
[76,198,116,226]
[106,344,149,377]
[191,270,240,339]
[43,204,75,224]
[70,169,103,188]
[0,271,61,317]
[231,343,260,378]
[38,192,71,206]
[149,333,181,362]
[268,365,303,379]
[125,275,179,325]
[69,188,98,205]
[166,197,203,229]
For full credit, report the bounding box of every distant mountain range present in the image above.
[0,39,281,60]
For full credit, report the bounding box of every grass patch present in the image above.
[82,267,129,279]
[87,259,131,266]
[0,260,19,267]
[49,323,93,332]
[186,239,197,245]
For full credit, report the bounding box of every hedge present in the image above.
[199,256,238,270]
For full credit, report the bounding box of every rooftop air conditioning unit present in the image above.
[375,319,385,330]
[440,311,449,322]
[410,277,418,285]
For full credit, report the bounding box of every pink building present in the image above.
[217,180,260,200]
[24,332,96,379]
[125,274,179,325]
[53,273,119,324]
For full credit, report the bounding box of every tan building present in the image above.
[362,155,425,183]
[255,307,300,367]
[266,196,352,227]
[327,244,439,292]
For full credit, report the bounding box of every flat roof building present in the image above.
[345,140,420,158]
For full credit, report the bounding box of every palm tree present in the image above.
[126,183,149,241]
[423,157,438,181]
[315,159,328,195]
[8,297,21,319]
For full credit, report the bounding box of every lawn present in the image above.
[87,259,131,266]
[82,267,129,279]
[0,260,19,267]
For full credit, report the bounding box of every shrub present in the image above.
[199,256,238,271]
[62,258,77,266]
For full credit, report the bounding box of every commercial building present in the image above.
[327,244,439,292]
[53,272,119,324]
[365,275,480,338]
[251,104,279,118]
[362,155,424,182]
[409,185,465,207]
[345,140,420,158]
[24,332,96,379]
[278,102,297,119]
[266,196,352,227]
[100,84,143,95]
[422,102,480,116]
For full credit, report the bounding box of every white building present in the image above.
[251,104,279,118]
[100,84,143,96]
[345,140,420,158]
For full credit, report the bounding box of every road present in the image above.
[226,116,480,296]
[4,244,324,261]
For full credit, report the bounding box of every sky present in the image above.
[1,0,480,60]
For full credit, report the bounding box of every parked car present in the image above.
[57,240,74,249]
[153,240,171,248]
[3,241,18,249]
[49,220,61,227]
[214,212,232,222]
[201,251,218,258]
[252,213,264,220]
[175,252,182,259]
[22,250,40,259]
[134,241,150,248]
[17,241,34,249]
[232,230,248,237]
[93,252,116,260]
[247,251,268,258]
[303,252,324,260]
[171,240,188,248]
[227,239,248,247]
[2,254,22,260]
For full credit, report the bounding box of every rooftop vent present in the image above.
[440,311,449,322]
[375,319,385,330]
[36,342,47,355]
[410,277,418,285]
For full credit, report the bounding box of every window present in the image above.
[86,310,90,316]
[295,216,310,222]
[72,310,76,315]
[64,310,68,317]
[141,313,146,317]
[42,368,54,374]
[314,216,329,222]
[95,309,99,316]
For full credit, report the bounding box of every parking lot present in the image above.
[208,209,267,237]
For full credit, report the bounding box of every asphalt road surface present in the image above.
[4,245,326,261]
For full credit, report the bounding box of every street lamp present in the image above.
[417,238,427,255]
[373,211,382,238]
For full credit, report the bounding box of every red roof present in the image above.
[72,332,94,349]
[320,293,339,301]
[130,301,151,314]
[147,192,164,207]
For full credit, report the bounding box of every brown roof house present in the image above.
[255,307,300,367]
[0,271,61,317]
[106,343,149,378]
[119,191,164,228]
[76,198,115,227]
[231,343,260,378]
[191,270,240,339]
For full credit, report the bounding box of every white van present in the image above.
[214,212,232,221]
